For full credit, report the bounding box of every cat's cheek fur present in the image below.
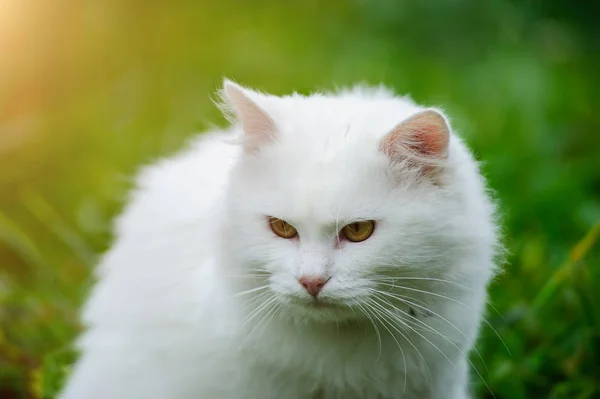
[59,83,499,399]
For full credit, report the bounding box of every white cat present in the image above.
[59,80,500,399]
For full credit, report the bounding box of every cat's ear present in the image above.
[220,79,277,153]
[380,109,450,171]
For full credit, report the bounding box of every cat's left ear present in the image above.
[220,79,277,153]
[380,109,450,170]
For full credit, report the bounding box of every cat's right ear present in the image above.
[379,109,450,176]
[219,79,277,153]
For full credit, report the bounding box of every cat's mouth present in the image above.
[288,296,345,310]
[278,294,362,322]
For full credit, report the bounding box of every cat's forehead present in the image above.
[245,143,392,225]
[272,94,421,141]
[285,163,390,224]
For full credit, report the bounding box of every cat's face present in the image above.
[222,81,458,322]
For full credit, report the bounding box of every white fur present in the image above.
[59,81,500,399]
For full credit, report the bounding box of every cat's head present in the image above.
[219,80,489,323]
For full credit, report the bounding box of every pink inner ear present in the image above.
[381,110,450,162]
[222,81,277,153]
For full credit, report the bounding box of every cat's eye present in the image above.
[269,217,298,239]
[341,221,375,242]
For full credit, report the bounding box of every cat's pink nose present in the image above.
[298,276,330,297]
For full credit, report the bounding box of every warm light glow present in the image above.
[0,0,30,53]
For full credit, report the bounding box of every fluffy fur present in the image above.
[59,80,500,399]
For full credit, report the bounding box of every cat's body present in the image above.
[60,82,499,399]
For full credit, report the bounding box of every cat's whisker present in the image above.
[227,274,271,279]
[233,285,271,298]
[372,275,505,321]
[370,289,463,335]
[486,301,506,320]
[375,291,468,344]
[389,311,431,333]
[244,290,272,308]
[239,298,280,350]
[298,312,311,328]
[378,292,488,359]
[238,295,278,331]
[372,276,473,292]
[367,294,454,367]
[369,289,475,352]
[354,302,382,361]
[361,299,408,395]
[373,292,452,339]
[252,301,282,341]
[369,289,495,389]
[374,286,431,309]
[375,283,470,307]
[238,298,272,331]
[479,316,512,356]
[226,268,270,276]
[343,300,360,322]
[363,298,430,396]
[375,296,497,399]
[373,284,511,355]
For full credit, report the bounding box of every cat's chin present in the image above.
[282,297,359,323]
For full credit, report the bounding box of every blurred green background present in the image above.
[1,0,599,398]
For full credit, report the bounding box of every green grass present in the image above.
[1,1,599,398]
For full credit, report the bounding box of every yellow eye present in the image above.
[341,221,375,242]
[269,217,298,239]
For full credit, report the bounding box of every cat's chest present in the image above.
[310,359,429,399]
[234,361,426,399]
[238,330,432,399]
